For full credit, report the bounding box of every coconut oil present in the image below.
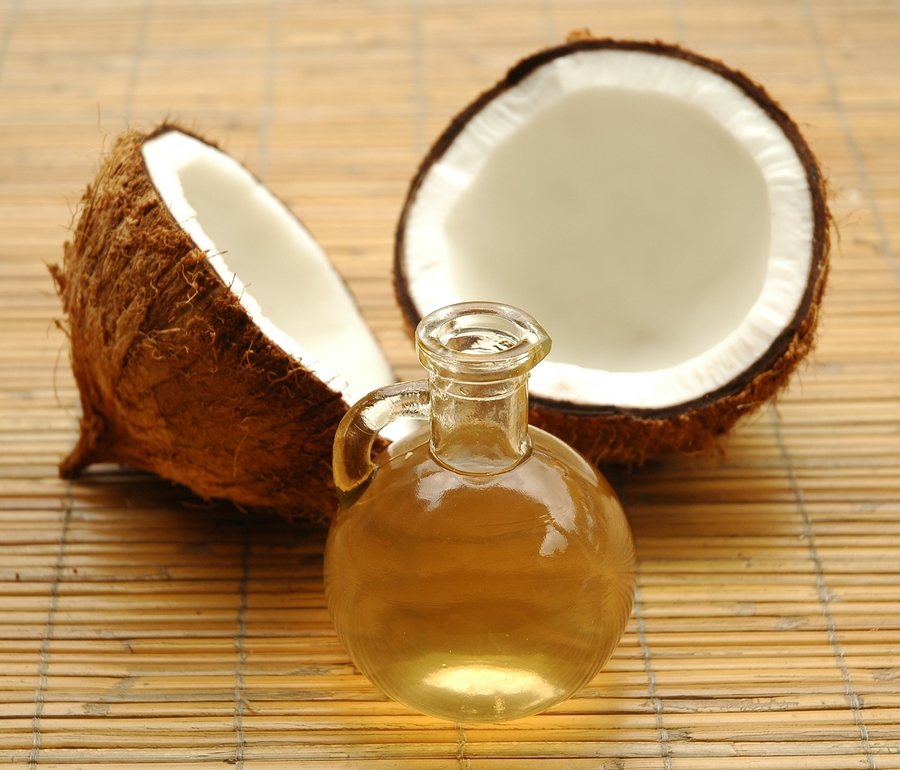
[325,302,635,722]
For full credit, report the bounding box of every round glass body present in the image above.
[325,424,635,722]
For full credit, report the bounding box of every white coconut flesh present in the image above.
[402,49,814,410]
[141,130,394,406]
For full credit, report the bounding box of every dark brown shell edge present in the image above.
[393,37,831,466]
[51,123,374,524]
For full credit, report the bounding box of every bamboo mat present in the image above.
[1,0,899,767]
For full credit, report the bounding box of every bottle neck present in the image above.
[429,373,531,475]
[414,302,551,476]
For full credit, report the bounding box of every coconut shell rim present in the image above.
[142,121,397,393]
[393,37,830,420]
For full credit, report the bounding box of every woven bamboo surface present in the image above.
[2,0,899,767]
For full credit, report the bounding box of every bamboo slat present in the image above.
[1,0,899,767]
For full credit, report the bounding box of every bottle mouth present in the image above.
[416,302,552,381]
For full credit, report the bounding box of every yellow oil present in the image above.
[324,425,635,722]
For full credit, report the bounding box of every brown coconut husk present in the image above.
[51,124,361,524]
[394,37,831,466]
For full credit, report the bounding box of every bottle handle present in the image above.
[332,380,430,506]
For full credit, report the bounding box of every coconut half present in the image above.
[395,38,829,463]
[52,124,394,522]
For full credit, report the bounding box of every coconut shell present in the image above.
[394,37,831,465]
[51,124,356,523]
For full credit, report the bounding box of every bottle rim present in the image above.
[415,302,552,382]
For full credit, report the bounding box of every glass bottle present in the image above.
[324,302,635,722]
